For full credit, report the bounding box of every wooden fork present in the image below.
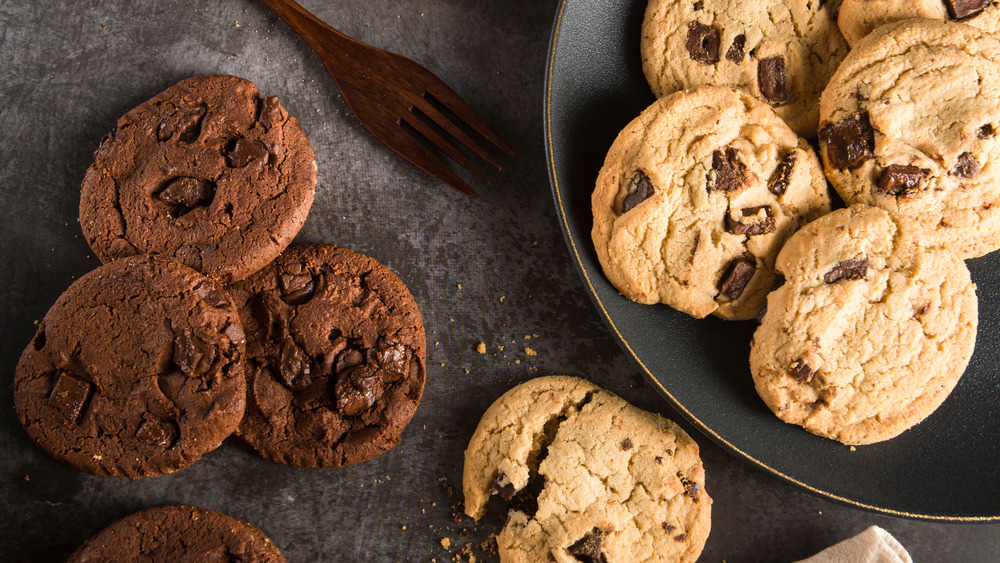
[259,0,514,198]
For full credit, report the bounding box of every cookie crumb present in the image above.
[441,537,451,549]
[525,347,537,356]
[476,342,486,354]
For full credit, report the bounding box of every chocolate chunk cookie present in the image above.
[14,255,246,477]
[80,74,317,283]
[641,0,849,136]
[750,206,978,445]
[464,376,711,563]
[819,19,1000,258]
[227,244,426,468]
[67,505,286,562]
[592,86,831,320]
[838,0,1000,47]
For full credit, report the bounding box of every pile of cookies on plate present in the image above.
[14,75,425,560]
[594,0,994,456]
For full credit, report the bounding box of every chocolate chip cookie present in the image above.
[227,244,426,468]
[464,376,711,563]
[819,18,1000,258]
[67,505,286,562]
[641,0,848,136]
[592,86,831,320]
[80,74,317,283]
[749,206,978,445]
[838,0,1000,47]
[14,255,246,477]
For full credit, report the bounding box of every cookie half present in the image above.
[749,206,977,445]
[641,0,848,136]
[464,376,711,563]
[838,0,1000,47]
[818,18,1000,258]
[67,505,286,562]
[228,244,426,468]
[80,74,317,283]
[14,255,246,477]
[592,86,831,320]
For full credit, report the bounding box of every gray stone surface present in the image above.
[0,0,998,561]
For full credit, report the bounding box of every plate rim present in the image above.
[542,0,999,523]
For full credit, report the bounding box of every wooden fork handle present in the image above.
[259,0,356,74]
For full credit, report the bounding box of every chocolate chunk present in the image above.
[223,323,245,345]
[655,456,664,465]
[878,164,928,197]
[718,256,756,300]
[824,258,868,283]
[257,95,285,131]
[979,124,995,139]
[173,330,218,378]
[226,138,270,168]
[567,528,608,563]
[689,232,701,264]
[336,349,364,373]
[621,438,633,450]
[758,57,789,103]
[157,104,206,143]
[769,152,796,195]
[819,112,875,170]
[621,170,654,213]
[693,0,704,9]
[490,472,517,501]
[157,177,216,217]
[945,0,990,19]
[278,267,317,306]
[674,533,688,542]
[686,22,720,64]
[278,338,312,390]
[135,417,178,448]
[49,372,92,424]
[726,34,746,63]
[724,205,776,235]
[193,281,229,308]
[335,363,384,415]
[378,341,411,382]
[662,523,676,533]
[790,359,815,382]
[710,147,747,192]
[953,152,980,178]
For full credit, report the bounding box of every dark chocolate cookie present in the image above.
[80,74,317,284]
[227,244,426,468]
[67,505,287,562]
[14,255,246,477]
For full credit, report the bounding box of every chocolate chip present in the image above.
[257,95,285,131]
[157,177,216,217]
[953,152,980,178]
[278,338,312,390]
[490,472,517,501]
[978,124,994,139]
[226,138,270,168]
[173,330,218,378]
[135,417,178,448]
[621,438,633,450]
[726,34,746,63]
[688,232,701,264]
[790,359,815,382]
[193,281,229,308]
[945,0,990,19]
[278,267,317,306]
[622,170,654,213]
[377,341,411,382]
[250,295,281,339]
[718,256,756,300]
[157,104,206,143]
[769,152,796,195]
[679,474,702,500]
[655,456,664,465]
[567,528,608,563]
[878,164,928,197]
[223,323,245,345]
[662,523,676,533]
[49,372,92,424]
[819,112,875,170]
[710,147,747,192]
[686,22,720,64]
[824,258,868,283]
[674,533,688,542]
[693,0,704,9]
[724,205,776,235]
[335,363,384,416]
[336,349,364,373]
[758,57,789,104]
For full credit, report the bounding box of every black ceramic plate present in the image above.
[544,0,1000,520]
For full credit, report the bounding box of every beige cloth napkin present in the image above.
[794,526,912,563]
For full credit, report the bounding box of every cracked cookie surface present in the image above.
[67,505,287,562]
[80,74,317,283]
[818,18,1000,258]
[227,244,426,468]
[749,206,977,445]
[463,376,711,563]
[14,255,246,477]
[641,0,848,136]
[838,0,1000,47]
[592,86,831,320]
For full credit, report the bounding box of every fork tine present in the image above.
[422,79,515,157]
[402,114,490,182]
[390,124,481,198]
[412,100,502,171]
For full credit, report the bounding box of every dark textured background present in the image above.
[1,0,998,561]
